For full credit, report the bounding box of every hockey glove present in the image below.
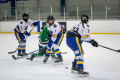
[25,31,31,36]
[90,39,98,47]
[66,31,81,39]
[33,22,38,27]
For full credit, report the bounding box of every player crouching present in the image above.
[14,13,38,56]
[66,14,98,76]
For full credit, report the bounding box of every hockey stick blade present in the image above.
[117,50,120,52]
[8,49,18,54]
[12,55,18,60]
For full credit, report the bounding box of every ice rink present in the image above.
[0,34,120,80]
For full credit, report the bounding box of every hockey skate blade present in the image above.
[71,70,78,73]
[54,61,63,65]
[78,74,89,77]
[43,62,46,64]
[43,60,47,64]
[51,57,58,61]
[117,49,120,52]
[71,70,74,73]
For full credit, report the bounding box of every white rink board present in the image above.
[0,21,37,32]
[0,20,120,33]
[66,21,120,33]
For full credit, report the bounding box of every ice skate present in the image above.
[22,52,28,57]
[78,68,89,77]
[43,56,49,63]
[54,56,63,64]
[30,53,37,61]
[71,62,78,73]
[51,53,58,61]
[22,52,28,55]
[17,52,23,56]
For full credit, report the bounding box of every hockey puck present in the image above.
[65,67,68,69]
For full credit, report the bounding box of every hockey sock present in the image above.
[77,61,84,69]
[51,48,55,57]
[54,49,62,57]
[74,56,77,65]
[52,48,55,53]
[33,53,37,57]
[51,53,55,57]
[38,53,44,57]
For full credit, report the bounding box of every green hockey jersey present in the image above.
[38,26,49,46]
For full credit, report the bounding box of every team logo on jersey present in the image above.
[53,24,57,28]
[87,25,89,27]
[20,21,23,24]
[73,27,79,32]
[25,26,28,30]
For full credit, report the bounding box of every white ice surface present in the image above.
[0,34,120,80]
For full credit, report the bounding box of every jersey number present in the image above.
[25,26,28,30]
[88,29,90,33]
[73,27,79,32]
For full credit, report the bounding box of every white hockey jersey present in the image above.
[14,19,33,33]
[46,21,63,42]
[68,22,91,42]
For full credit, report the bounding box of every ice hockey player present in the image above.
[29,23,58,61]
[14,13,38,56]
[43,15,65,63]
[66,14,98,76]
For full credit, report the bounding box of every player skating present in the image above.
[66,14,98,76]
[14,13,38,56]
[43,15,65,63]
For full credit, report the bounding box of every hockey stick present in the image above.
[61,52,67,54]
[12,46,47,60]
[99,45,120,53]
[27,51,67,60]
[83,40,120,53]
[8,27,35,54]
[26,47,46,60]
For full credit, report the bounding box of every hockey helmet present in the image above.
[22,13,29,18]
[47,15,54,21]
[81,14,89,22]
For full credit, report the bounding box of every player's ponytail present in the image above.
[41,20,48,30]
[41,25,46,30]
[82,21,85,28]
